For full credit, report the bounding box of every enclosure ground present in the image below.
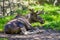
[0,29,60,40]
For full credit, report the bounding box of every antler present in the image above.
[29,9,35,13]
[36,8,44,15]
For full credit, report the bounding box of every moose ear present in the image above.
[29,9,35,12]
[36,9,44,15]
[29,9,33,11]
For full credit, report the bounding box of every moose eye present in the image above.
[31,14,34,15]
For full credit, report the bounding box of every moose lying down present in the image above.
[4,9,44,35]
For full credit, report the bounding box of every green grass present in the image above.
[0,38,8,40]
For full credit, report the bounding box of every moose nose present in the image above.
[39,19,45,24]
[40,21,44,24]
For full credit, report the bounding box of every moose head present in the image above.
[26,9,44,24]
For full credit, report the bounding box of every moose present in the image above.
[4,9,44,35]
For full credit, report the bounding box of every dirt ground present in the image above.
[0,29,60,40]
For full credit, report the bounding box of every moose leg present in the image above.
[20,27,40,35]
[20,27,28,35]
[16,21,28,35]
[25,22,32,30]
[23,18,32,30]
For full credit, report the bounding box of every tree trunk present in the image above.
[3,0,5,16]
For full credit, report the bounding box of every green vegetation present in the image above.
[0,4,60,31]
[0,38,8,40]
